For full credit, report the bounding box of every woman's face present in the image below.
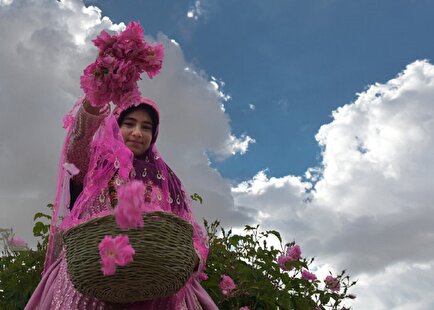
[120,108,153,157]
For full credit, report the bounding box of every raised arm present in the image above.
[66,97,109,186]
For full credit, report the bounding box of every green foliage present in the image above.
[32,203,52,251]
[201,220,357,310]
[0,204,51,309]
[0,249,45,309]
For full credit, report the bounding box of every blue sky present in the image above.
[2,0,434,308]
[84,0,434,181]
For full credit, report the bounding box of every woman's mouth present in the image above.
[128,141,142,146]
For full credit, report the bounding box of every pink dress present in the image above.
[26,103,218,310]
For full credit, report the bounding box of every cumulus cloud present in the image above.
[0,0,254,248]
[222,134,256,157]
[232,60,434,309]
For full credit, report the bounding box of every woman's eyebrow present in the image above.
[141,120,153,126]
[124,116,153,125]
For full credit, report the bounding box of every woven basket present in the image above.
[63,211,196,304]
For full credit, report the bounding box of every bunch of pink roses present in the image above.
[80,21,164,108]
[277,243,301,271]
[98,180,162,276]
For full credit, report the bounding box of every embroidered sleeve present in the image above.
[66,102,109,185]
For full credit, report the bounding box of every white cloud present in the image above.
[352,261,434,310]
[186,0,205,21]
[232,60,434,309]
[0,0,13,7]
[223,134,256,156]
[0,0,255,250]
[210,75,232,102]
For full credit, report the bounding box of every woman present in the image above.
[26,96,218,309]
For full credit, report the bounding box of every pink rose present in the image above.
[115,180,145,229]
[240,307,250,310]
[277,254,294,271]
[92,30,117,56]
[118,22,144,45]
[143,43,164,79]
[301,269,317,281]
[198,272,208,281]
[278,244,302,270]
[113,86,141,110]
[219,275,236,296]
[325,275,340,292]
[8,236,27,248]
[286,244,301,260]
[98,234,135,276]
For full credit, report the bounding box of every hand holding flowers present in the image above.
[80,21,164,108]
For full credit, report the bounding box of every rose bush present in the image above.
[200,220,357,309]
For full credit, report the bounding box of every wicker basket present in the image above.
[63,211,196,304]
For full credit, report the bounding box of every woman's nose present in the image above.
[131,126,143,137]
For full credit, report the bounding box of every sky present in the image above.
[1,0,434,309]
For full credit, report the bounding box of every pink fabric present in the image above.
[27,97,217,309]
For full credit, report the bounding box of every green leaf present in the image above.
[267,230,282,243]
[33,212,51,221]
[32,222,46,237]
[244,225,257,231]
[190,193,203,204]
[320,292,331,304]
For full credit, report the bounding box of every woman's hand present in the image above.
[83,97,106,115]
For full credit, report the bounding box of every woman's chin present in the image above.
[128,147,146,157]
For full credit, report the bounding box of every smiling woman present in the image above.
[25,94,219,309]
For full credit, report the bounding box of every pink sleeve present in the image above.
[66,103,109,185]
